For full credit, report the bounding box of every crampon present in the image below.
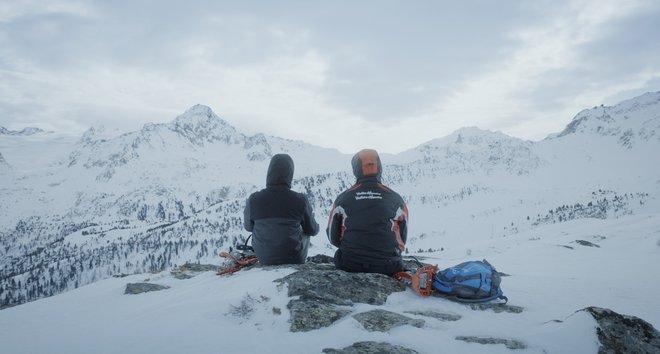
[216,235,258,275]
[394,258,439,297]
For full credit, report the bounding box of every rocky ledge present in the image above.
[583,306,660,354]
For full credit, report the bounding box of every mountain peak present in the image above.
[450,126,511,140]
[174,104,219,123]
[186,104,214,115]
[418,126,520,149]
[78,126,124,145]
[169,104,242,145]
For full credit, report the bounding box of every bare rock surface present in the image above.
[583,306,660,354]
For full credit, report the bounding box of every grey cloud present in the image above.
[1,0,659,152]
[577,7,660,76]
[512,4,660,113]
[297,2,533,121]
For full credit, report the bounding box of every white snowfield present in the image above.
[1,91,659,353]
[0,214,658,353]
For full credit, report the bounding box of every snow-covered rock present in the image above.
[583,306,660,354]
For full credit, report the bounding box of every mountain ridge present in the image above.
[0,126,47,136]
[549,91,660,146]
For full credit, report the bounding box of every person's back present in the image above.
[327,149,408,275]
[244,154,319,265]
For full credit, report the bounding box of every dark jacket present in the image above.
[326,149,408,275]
[244,154,319,265]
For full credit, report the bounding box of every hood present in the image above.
[351,149,382,181]
[266,154,294,188]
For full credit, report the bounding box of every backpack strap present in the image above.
[217,235,258,275]
[440,293,509,304]
[434,286,509,304]
[394,264,439,297]
[235,234,254,254]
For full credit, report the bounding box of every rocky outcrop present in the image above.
[455,336,527,350]
[170,263,218,279]
[404,309,461,321]
[287,299,351,332]
[353,309,425,332]
[323,341,420,354]
[574,240,600,247]
[124,283,170,294]
[275,265,406,332]
[272,257,525,334]
[468,302,524,314]
[583,306,660,354]
[277,267,406,306]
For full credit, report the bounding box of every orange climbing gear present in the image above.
[394,264,439,297]
[216,252,258,275]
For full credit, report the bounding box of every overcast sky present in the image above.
[1,0,659,153]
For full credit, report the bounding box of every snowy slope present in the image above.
[0,214,658,354]
[1,91,659,328]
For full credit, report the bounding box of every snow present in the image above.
[3,213,659,353]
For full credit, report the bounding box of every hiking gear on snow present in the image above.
[394,258,508,303]
[217,251,257,275]
[217,236,258,275]
[394,264,439,297]
[234,234,256,256]
[327,149,408,275]
[244,154,319,265]
[432,259,508,303]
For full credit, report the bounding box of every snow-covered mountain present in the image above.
[551,92,660,145]
[1,91,659,347]
[1,105,349,228]
[0,126,47,136]
[392,126,544,179]
[68,104,347,185]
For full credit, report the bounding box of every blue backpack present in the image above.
[432,259,508,303]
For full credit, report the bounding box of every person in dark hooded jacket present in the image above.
[327,149,408,275]
[244,154,319,265]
